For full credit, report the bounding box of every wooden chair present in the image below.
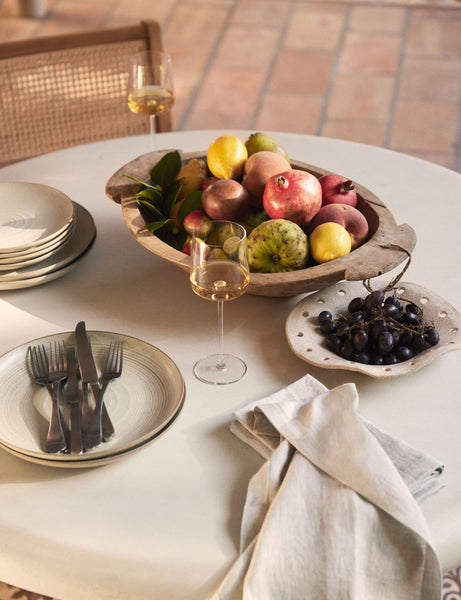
[0,20,172,166]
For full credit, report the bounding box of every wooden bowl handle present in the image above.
[344,223,416,281]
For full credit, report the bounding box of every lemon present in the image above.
[207,135,248,179]
[310,222,351,264]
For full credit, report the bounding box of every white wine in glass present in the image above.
[128,50,175,150]
[190,221,250,385]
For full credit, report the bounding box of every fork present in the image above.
[29,342,68,454]
[84,341,123,449]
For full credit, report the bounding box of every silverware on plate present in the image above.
[28,342,68,454]
[62,347,83,455]
[75,321,116,449]
[85,340,123,449]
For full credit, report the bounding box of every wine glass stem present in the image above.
[149,114,156,151]
[217,300,225,370]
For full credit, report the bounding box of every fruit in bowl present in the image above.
[105,133,417,296]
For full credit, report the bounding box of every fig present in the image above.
[244,132,289,161]
[319,174,357,207]
[263,170,322,226]
[242,151,291,206]
[202,179,250,221]
[247,219,309,273]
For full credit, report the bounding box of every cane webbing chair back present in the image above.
[0,20,172,166]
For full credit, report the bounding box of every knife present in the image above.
[62,347,83,455]
[75,321,104,449]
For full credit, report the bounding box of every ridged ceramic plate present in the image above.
[0,331,185,467]
[0,182,74,253]
[286,281,461,378]
[0,202,95,287]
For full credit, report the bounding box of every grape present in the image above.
[318,310,333,323]
[356,352,371,364]
[350,311,365,324]
[425,327,440,346]
[370,319,387,341]
[327,334,342,353]
[385,296,403,311]
[383,353,398,365]
[399,330,413,347]
[400,312,420,327]
[353,330,369,352]
[382,303,399,319]
[316,289,440,367]
[365,290,384,309]
[396,346,412,361]
[340,339,355,360]
[337,323,350,337]
[406,303,422,316]
[411,334,426,351]
[377,331,394,355]
[320,319,337,334]
[348,297,365,313]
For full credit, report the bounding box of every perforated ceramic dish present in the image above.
[286,281,461,378]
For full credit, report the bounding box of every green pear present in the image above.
[245,132,289,162]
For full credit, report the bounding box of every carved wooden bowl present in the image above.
[105,150,417,297]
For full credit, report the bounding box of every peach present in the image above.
[310,204,369,250]
[242,151,291,206]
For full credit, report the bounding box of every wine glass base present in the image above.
[193,354,247,385]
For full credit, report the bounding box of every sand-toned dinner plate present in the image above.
[0,223,74,270]
[0,202,94,284]
[0,331,185,467]
[286,281,461,379]
[0,182,74,253]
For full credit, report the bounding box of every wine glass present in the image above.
[190,221,250,385]
[127,50,175,150]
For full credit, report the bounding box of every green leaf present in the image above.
[121,173,161,191]
[177,190,203,226]
[157,229,188,251]
[137,199,165,221]
[145,219,174,234]
[150,150,182,188]
[136,187,163,203]
[162,179,183,216]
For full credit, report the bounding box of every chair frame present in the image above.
[0,20,172,165]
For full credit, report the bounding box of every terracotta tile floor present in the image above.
[1,0,461,172]
[1,1,461,599]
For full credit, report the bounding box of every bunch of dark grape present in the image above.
[318,290,440,365]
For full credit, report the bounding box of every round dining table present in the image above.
[0,130,460,600]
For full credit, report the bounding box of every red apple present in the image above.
[242,151,292,206]
[183,209,213,237]
[310,204,369,250]
[182,237,192,255]
[263,170,322,226]
[202,179,250,221]
[319,174,357,207]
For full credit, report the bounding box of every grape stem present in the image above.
[363,246,412,293]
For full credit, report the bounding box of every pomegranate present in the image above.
[263,170,322,226]
[319,174,357,207]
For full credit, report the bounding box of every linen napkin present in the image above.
[211,374,444,600]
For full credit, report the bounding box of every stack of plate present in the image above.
[0,182,96,290]
[0,331,185,468]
